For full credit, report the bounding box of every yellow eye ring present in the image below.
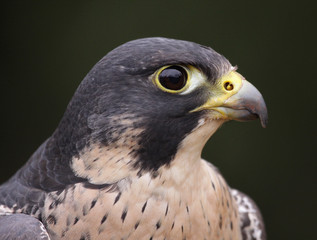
[154,65,190,93]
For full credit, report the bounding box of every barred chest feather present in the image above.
[41,160,241,240]
[41,120,242,240]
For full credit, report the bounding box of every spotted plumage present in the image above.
[0,37,267,240]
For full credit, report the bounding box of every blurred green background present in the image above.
[1,1,316,239]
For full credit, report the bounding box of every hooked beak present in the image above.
[214,79,268,128]
[192,71,268,128]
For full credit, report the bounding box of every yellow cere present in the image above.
[191,71,243,112]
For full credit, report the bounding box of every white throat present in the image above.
[157,119,225,186]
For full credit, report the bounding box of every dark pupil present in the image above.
[158,66,187,90]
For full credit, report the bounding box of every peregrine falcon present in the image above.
[0,37,268,240]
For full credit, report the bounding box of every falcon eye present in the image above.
[156,66,189,93]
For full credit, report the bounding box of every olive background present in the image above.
[1,1,316,240]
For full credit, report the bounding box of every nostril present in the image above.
[224,81,234,91]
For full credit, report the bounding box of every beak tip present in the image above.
[261,118,268,128]
[259,111,268,128]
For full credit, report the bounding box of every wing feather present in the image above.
[231,189,266,240]
[0,214,50,240]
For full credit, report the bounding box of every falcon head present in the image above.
[52,37,267,184]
